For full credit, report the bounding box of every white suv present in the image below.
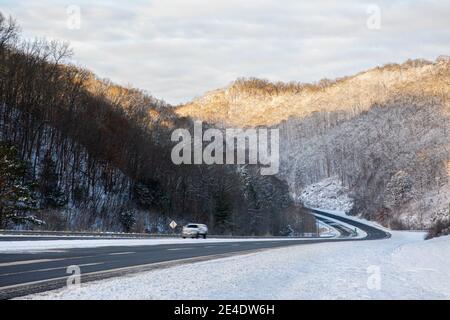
[182,223,208,239]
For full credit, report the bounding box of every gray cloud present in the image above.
[1,0,449,104]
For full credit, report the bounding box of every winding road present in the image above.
[0,209,390,299]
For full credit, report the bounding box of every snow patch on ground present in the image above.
[21,232,450,300]
[396,183,450,229]
[299,177,353,213]
[391,235,450,295]
[317,221,338,238]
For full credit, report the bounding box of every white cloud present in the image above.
[1,0,449,104]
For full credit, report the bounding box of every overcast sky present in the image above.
[1,0,449,104]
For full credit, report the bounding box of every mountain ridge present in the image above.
[175,57,450,127]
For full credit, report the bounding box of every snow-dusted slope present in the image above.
[298,177,353,213]
[21,232,450,300]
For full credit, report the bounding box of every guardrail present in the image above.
[0,229,171,238]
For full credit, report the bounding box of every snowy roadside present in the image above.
[19,231,450,300]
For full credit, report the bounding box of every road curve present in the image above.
[310,209,391,240]
[0,209,390,299]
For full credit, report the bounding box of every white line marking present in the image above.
[0,263,104,277]
[0,259,64,267]
[108,252,135,256]
[0,254,100,269]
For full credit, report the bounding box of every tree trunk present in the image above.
[0,206,4,229]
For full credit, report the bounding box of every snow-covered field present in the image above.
[20,231,450,300]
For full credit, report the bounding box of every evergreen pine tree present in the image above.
[119,209,136,233]
[0,142,39,228]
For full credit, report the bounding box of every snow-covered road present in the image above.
[20,231,450,300]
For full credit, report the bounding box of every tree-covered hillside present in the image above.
[0,13,295,235]
[176,53,450,233]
